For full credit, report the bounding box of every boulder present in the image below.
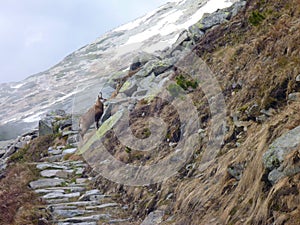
[130,52,159,71]
[135,59,173,78]
[119,79,138,97]
[263,126,300,184]
[288,92,300,102]
[39,118,54,136]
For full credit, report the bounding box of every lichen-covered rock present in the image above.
[263,126,300,184]
[119,79,138,97]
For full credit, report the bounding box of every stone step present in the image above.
[49,201,105,208]
[85,203,119,210]
[40,169,74,178]
[57,214,111,223]
[29,178,65,189]
[42,191,81,199]
[57,222,97,225]
[35,186,86,194]
[36,163,68,170]
[53,209,95,218]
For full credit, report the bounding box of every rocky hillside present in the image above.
[0,0,238,141]
[2,0,300,224]
[78,0,300,224]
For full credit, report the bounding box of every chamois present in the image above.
[79,92,106,139]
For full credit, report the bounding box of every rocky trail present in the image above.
[29,144,134,225]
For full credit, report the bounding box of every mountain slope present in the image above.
[0,0,238,140]
[82,0,300,224]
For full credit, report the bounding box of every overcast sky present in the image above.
[0,0,171,84]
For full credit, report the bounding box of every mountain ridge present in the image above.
[0,0,238,141]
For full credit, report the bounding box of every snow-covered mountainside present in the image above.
[0,0,238,140]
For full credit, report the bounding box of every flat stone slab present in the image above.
[35,189,65,194]
[85,203,118,210]
[59,214,110,223]
[58,222,97,225]
[43,192,81,199]
[35,186,85,194]
[53,209,94,218]
[62,148,77,156]
[79,190,102,201]
[36,163,68,170]
[40,169,74,178]
[48,149,63,155]
[29,178,65,189]
[50,201,102,207]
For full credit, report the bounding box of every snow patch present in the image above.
[23,111,45,123]
[180,0,234,28]
[125,10,184,45]
[11,83,24,89]
[122,0,235,47]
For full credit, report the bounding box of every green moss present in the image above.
[175,74,198,90]
[125,146,132,154]
[249,11,265,26]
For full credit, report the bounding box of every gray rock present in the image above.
[15,140,27,149]
[227,163,245,181]
[119,79,138,97]
[58,222,97,225]
[263,126,300,184]
[29,178,65,189]
[59,214,110,223]
[130,52,158,71]
[296,74,300,82]
[85,203,118,210]
[42,192,81,199]
[188,24,205,42]
[59,118,72,130]
[141,210,164,225]
[172,30,190,49]
[79,189,104,201]
[2,145,17,158]
[48,149,63,155]
[0,149,5,158]
[36,163,68,170]
[39,118,53,136]
[41,169,74,178]
[53,209,93,218]
[62,148,77,155]
[288,92,300,102]
[62,130,78,137]
[67,134,80,145]
[36,186,86,194]
[35,189,65,194]
[50,201,101,207]
[229,1,247,18]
